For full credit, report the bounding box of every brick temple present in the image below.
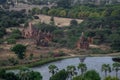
[22,22,53,46]
[77,32,89,49]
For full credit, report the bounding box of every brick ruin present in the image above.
[22,22,53,46]
[77,32,90,49]
[22,23,93,48]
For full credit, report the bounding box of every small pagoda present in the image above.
[22,22,53,46]
[77,32,89,49]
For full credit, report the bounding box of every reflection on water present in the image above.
[79,56,86,62]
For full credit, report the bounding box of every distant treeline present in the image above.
[17,0,120,6]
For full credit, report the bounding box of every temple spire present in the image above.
[81,32,84,36]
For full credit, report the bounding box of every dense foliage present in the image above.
[0,27,6,38]
[0,0,6,4]
[18,0,120,6]
[0,9,28,28]
[0,67,42,80]
[39,4,120,50]
[11,44,26,59]
[0,62,120,80]
[50,69,68,80]
[49,62,120,80]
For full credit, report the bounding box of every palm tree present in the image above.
[48,64,59,75]
[18,67,43,80]
[78,63,87,75]
[112,62,120,77]
[18,67,31,80]
[101,64,111,77]
[67,65,77,80]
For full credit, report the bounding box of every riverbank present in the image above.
[1,58,62,70]
[1,56,77,70]
[1,51,120,70]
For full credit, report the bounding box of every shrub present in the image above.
[73,75,84,80]
[90,48,107,54]
[9,33,21,39]
[58,51,65,56]
[84,70,101,80]
[0,27,6,38]
[5,72,18,80]
[11,44,26,59]
[11,29,21,35]
[70,20,78,26]
[0,39,4,44]
[8,57,18,65]
[48,51,54,57]
[29,53,34,60]
[7,39,16,44]
[104,76,119,80]
[0,69,6,79]
[50,69,68,80]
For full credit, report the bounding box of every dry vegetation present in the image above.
[32,14,83,27]
[0,14,116,67]
[1,13,81,62]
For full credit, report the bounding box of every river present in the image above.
[9,57,120,80]
[32,57,119,80]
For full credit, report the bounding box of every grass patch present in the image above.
[89,48,110,54]
[1,58,63,70]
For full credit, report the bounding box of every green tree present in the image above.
[31,7,41,15]
[101,8,113,17]
[111,9,120,17]
[5,72,18,80]
[11,44,26,59]
[85,31,95,37]
[78,63,87,75]
[57,0,72,8]
[70,20,78,26]
[35,23,56,32]
[109,34,120,51]
[104,76,119,80]
[0,69,18,80]
[67,65,77,79]
[84,70,101,80]
[73,75,85,80]
[48,9,57,16]
[89,12,100,18]
[41,7,49,15]
[53,30,64,37]
[59,10,67,17]
[50,69,68,80]
[102,64,111,77]
[0,27,6,38]
[18,67,42,80]
[29,71,42,80]
[48,64,59,75]
[112,62,120,77]
[0,69,6,79]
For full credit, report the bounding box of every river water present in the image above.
[9,57,120,80]
[32,57,120,80]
